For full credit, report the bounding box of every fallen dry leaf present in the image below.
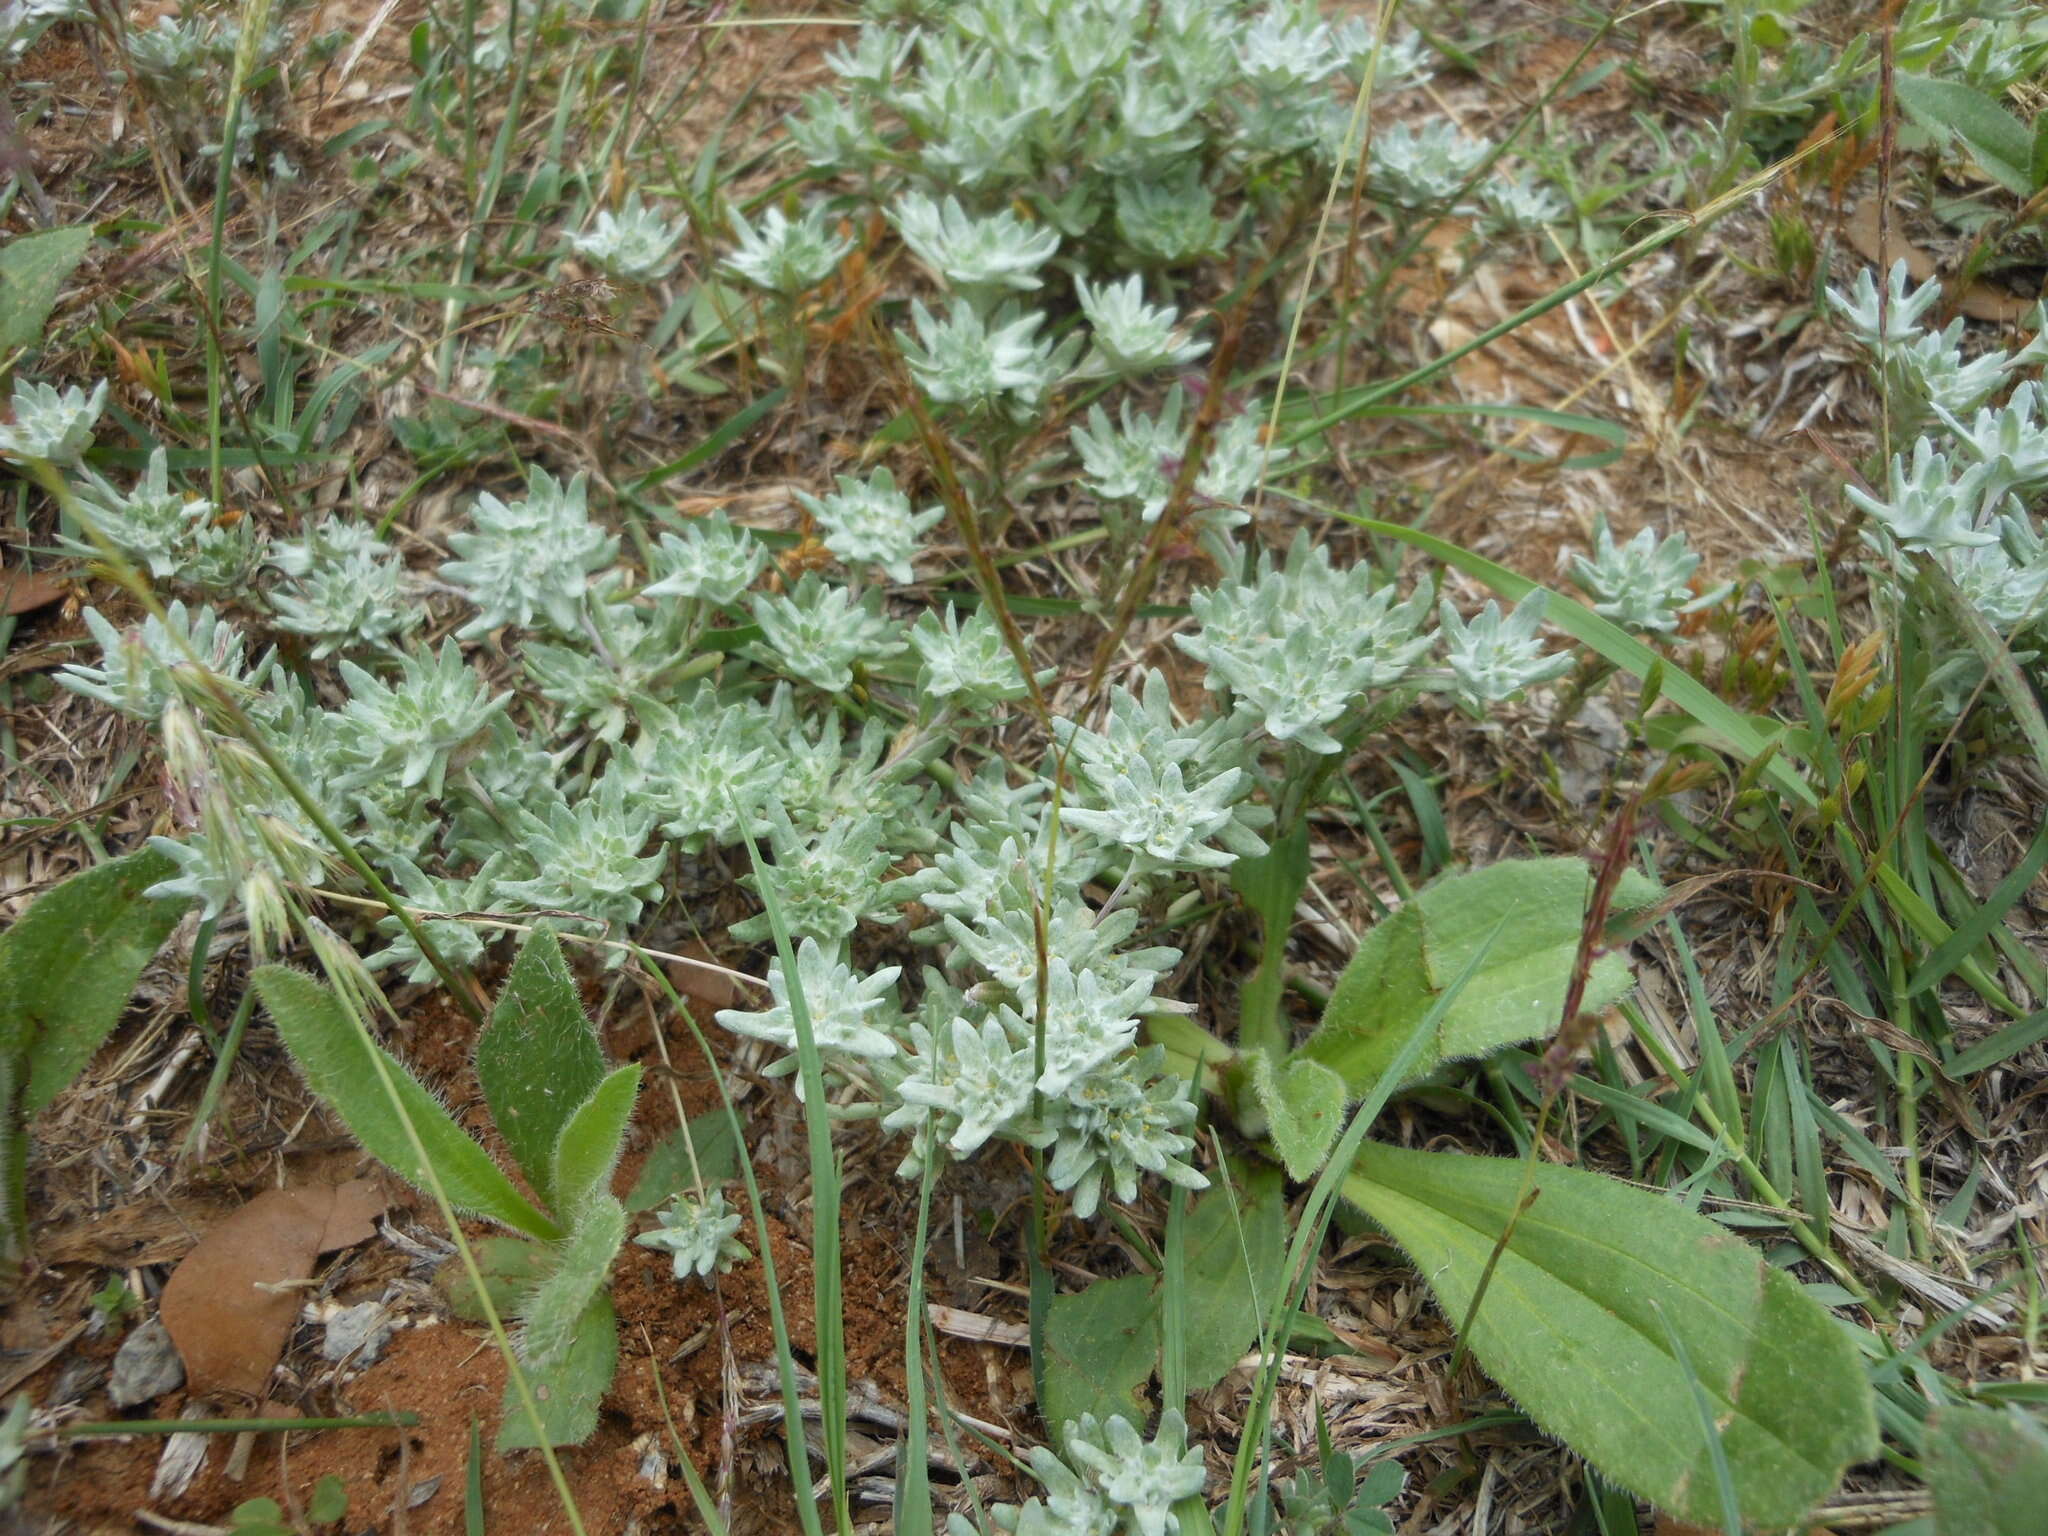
[0,561,66,617]
[665,937,740,1019]
[160,1179,384,1398]
[1843,200,2036,325]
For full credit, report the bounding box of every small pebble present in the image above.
[109,1316,185,1409]
[320,1302,395,1367]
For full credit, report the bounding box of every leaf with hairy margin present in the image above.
[498,1293,618,1452]
[1342,1143,1875,1526]
[515,1195,626,1371]
[5,845,189,1116]
[1301,859,1660,1097]
[476,927,605,1207]
[1250,1052,1346,1182]
[550,1065,641,1221]
[252,966,558,1239]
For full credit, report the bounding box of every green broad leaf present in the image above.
[2,847,188,1286]
[1177,1163,1286,1395]
[1251,1053,1347,1182]
[252,967,559,1240]
[307,1474,349,1524]
[0,225,94,353]
[1341,1143,1877,1527]
[226,1497,291,1536]
[1300,898,1433,1091]
[497,1292,618,1451]
[476,928,606,1205]
[1926,1403,2048,1535]
[1895,73,2036,196]
[2033,112,2048,197]
[3,846,189,1117]
[625,1113,741,1212]
[1039,1274,1158,1437]
[435,1235,548,1323]
[515,1195,626,1371]
[1302,859,1659,1097]
[550,1065,641,1221]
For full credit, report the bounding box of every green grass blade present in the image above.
[1905,818,2048,998]
[467,1417,485,1535]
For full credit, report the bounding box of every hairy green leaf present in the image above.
[550,1065,641,1221]
[1302,859,1659,1097]
[0,225,94,353]
[0,847,188,1284]
[1178,1163,1285,1395]
[1342,1144,1876,1526]
[475,928,606,1205]
[3,845,189,1116]
[1251,1053,1346,1182]
[435,1235,548,1323]
[516,1195,626,1372]
[498,1293,618,1451]
[252,966,558,1239]
[1040,1274,1157,1436]
[307,1475,349,1524]
[1896,73,2036,195]
[1927,1403,2048,1536]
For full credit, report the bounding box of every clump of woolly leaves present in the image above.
[253,929,639,1449]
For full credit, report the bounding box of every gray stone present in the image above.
[108,1316,184,1409]
[321,1302,395,1367]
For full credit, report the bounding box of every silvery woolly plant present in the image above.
[268,517,421,657]
[567,191,688,282]
[442,466,618,638]
[0,377,106,465]
[944,1409,1207,1536]
[59,447,260,594]
[1827,263,2048,724]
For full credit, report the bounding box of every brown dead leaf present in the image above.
[665,937,740,1019]
[1843,201,2035,325]
[1,561,66,617]
[160,1180,384,1398]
